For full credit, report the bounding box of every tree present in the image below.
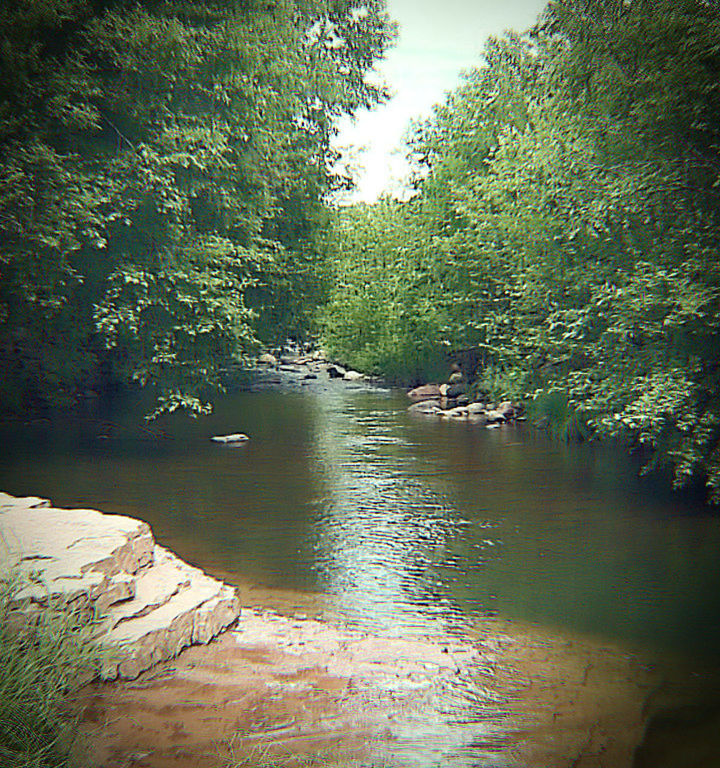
[317,0,720,500]
[0,0,395,416]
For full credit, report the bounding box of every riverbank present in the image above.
[3,492,719,767]
[74,597,713,768]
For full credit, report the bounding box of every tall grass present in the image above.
[527,389,592,442]
[0,572,102,767]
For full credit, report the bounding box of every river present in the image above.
[2,377,720,764]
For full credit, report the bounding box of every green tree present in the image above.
[0,0,395,416]
[318,0,720,500]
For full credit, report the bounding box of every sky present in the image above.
[333,0,549,203]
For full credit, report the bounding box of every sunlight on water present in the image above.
[1,384,719,655]
[2,383,720,765]
[309,392,468,636]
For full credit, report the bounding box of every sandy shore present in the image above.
[4,492,718,767]
[72,599,704,768]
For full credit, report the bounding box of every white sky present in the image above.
[333,0,548,203]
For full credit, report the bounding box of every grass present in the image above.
[0,571,103,767]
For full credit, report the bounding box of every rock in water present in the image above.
[467,401,487,415]
[496,400,517,420]
[211,433,249,444]
[408,383,442,401]
[408,399,442,415]
[440,406,469,420]
[327,364,347,379]
[440,382,466,398]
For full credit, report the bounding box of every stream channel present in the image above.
[2,372,720,766]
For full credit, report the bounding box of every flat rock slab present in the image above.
[0,492,241,680]
[0,501,154,604]
[102,547,240,680]
[0,492,51,510]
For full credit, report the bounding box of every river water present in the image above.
[2,378,719,659]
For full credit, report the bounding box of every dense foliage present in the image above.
[318,0,720,501]
[0,0,394,416]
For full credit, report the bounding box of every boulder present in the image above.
[408,399,442,415]
[467,401,487,415]
[408,383,442,401]
[343,370,364,381]
[258,352,277,366]
[439,383,466,398]
[496,400,517,420]
[485,409,506,424]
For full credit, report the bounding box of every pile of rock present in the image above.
[407,374,522,427]
[255,344,367,386]
[0,492,240,680]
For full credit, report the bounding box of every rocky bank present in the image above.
[0,492,240,679]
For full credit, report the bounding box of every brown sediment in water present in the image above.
[73,586,718,768]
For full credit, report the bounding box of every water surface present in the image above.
[2,383,719,657]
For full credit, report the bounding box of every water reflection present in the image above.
[309,392,468,636]
[1,384,719,655]
[3,385,720,764]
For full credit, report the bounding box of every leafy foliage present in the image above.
[318,0,720,501]
[317,200,452,382]
[0,0,394,415]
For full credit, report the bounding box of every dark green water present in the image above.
[2,383,720,657]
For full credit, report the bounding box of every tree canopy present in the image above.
[318,0,720,501]
[0,0,395,416]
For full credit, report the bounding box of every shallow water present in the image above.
[2,382,719,660]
